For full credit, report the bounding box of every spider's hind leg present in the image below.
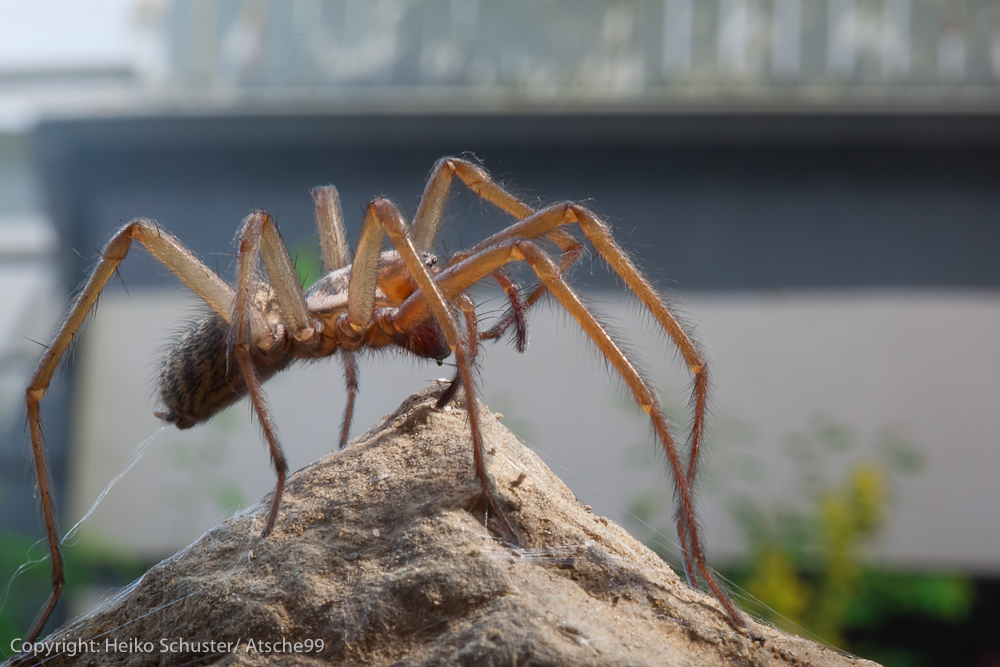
[23,218,237,642]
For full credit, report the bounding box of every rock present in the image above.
[12,383,879,667]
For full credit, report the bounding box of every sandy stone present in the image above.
[12,383,880,667]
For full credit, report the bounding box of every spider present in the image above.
[23,156,745,641]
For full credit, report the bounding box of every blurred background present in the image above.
[0,1,998,664]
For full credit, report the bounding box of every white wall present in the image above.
[65,287,1000,574]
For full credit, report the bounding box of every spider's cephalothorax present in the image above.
[23,157,746,644]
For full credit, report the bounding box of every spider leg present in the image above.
[564,207,710,576]
[232,211,325,536]
[410,157,583,344]
[385,236,745,631]
[236,211,318,344]
[338,350,358,449]
[411,157,578,348]
[391,205,584,334]
[310,186,361,449]
[443,201,710,492]
[479,243,581,345]
[479,268,528,353]
[312,185,352,272]
[231,344,286,537]
[436,293,480,409]
[566,206,708,488]
[23,219,237,642]
[397,202,710,561]
[411,157,534,252]
[481,203,711,560]
[440,271,525,408]
[362,199,518,544]
[412,158,533,351]
[512,240,742,628]
[341,201,387,333]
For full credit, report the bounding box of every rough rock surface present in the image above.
[14,383,879,667]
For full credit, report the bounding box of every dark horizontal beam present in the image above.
[35,109,1000,153]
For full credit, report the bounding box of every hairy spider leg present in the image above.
[424,200,711,570]
[311,185,352,272]
[310,185,360,450]
[387,217,744,633]
[435,284,507,409]
[409,157,585,388]
[235,211,317,344]
[23,219,237,642]
[412,157,574,263]
[413,157,535,350]
[412,158,586,347]
[233,210,342,536]
[338,350,359,449]
[347,199,518,543]
[232,212,306,538]
[435,292,483,407]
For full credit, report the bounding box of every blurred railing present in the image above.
[159,0,1000,107]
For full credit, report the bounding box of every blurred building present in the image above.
[146,0,1000,106]
[2,0,1000,636]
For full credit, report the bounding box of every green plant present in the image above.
[625,413,974,664]
[723,419,974,662]
[737,462,889,645]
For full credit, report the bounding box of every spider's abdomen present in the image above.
[157,312,291,429]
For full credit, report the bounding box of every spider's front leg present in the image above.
[344,199,519,544]
[412,157,585,343]
[424,199,712,505]
[390,235,747,633]
[411,157,585,380]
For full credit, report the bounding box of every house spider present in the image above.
[23,157,745,641]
